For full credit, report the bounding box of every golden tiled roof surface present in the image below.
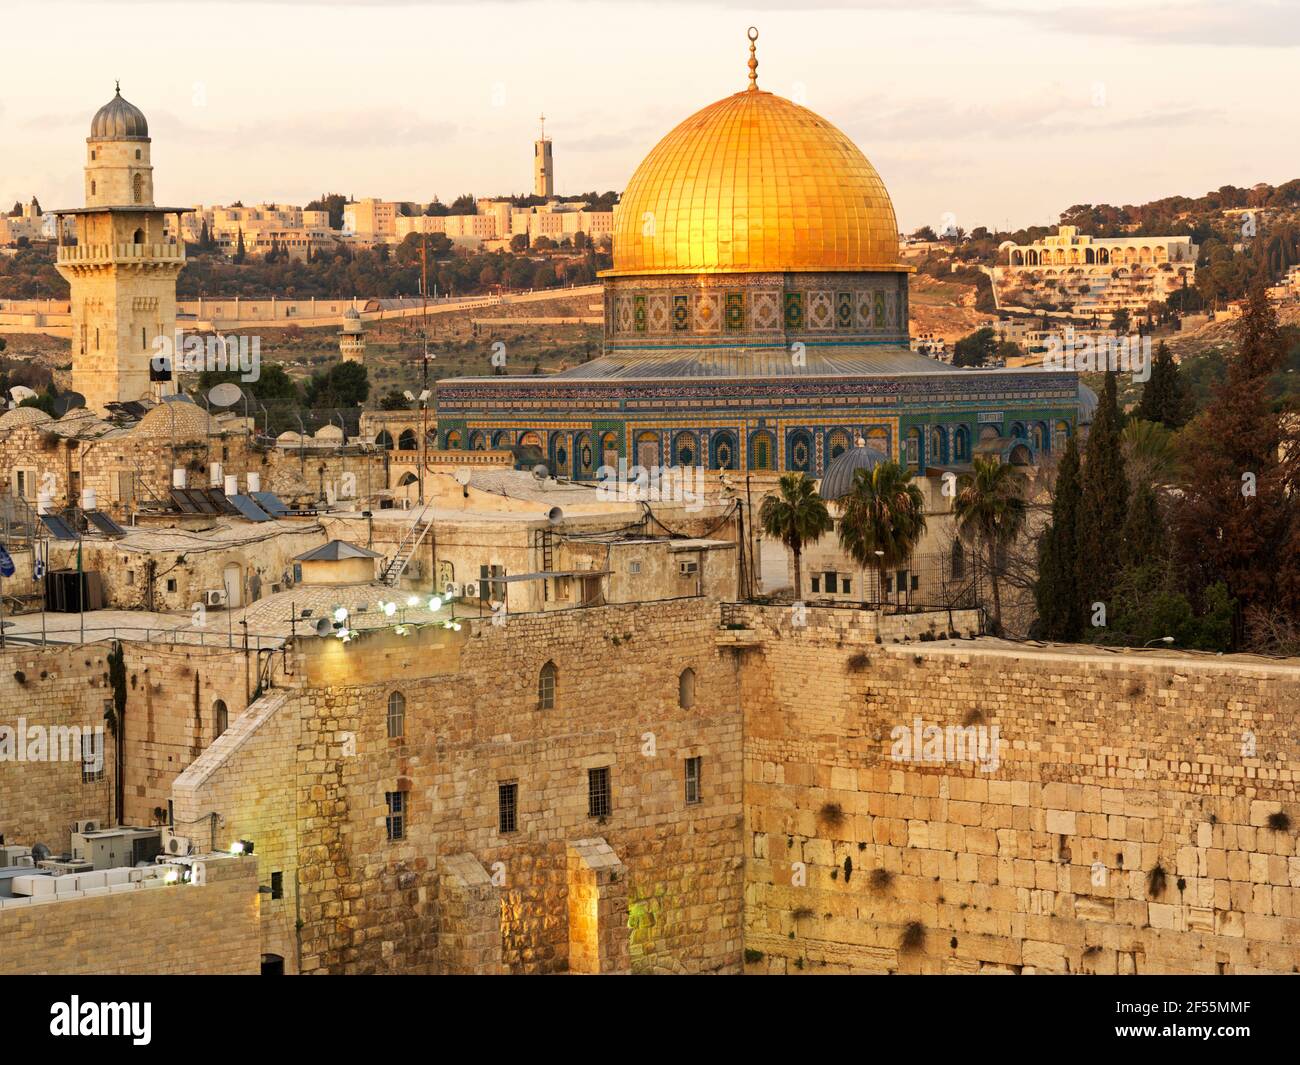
[608,86,900,276]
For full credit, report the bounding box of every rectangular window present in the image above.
[498,781,518,834]
[81,732,103,784]
[811,576,820,593]
[684,757,702,805]
[587,766,611,819]
[270,871,283,900]
[841,577,852,594]
[824,572,837,595]
[385,791,405,841]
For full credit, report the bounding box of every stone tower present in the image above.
[339,307,365,362]
[54,85,189,415]
[534,114,553,199]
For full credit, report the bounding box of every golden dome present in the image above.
[608,85,901,276]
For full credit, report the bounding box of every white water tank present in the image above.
[172,468,187,489]
[209,462,223,487]
[225,474,239,496]
[80,488,96,511]
[246,472,261,494]
[36,492,53,515]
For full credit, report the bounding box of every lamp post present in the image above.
[1144,636,1175,648]
[874,549,885,607]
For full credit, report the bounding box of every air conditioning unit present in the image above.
[678,560,699,576]
[399,497,413,510]
[462,580,480,599]
[72,819,100,835]
[160,829,193,857]
[205,589,228,608]
[442,581,462,598]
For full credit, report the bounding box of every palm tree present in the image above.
[955,456,1028,635]
[759,473,833,600]
[836,461,927,604]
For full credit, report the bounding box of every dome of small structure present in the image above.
[135,398,213,442]
[90,86,149,140]
[818,439,890,501]
[1077,383,1099,425]
[0,405,54,430]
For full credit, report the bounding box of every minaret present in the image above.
[534,114,554,199]
[54,84,190,415]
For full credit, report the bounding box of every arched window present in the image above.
[375,430,394,450]
[444,429,462,449]
[951,540,966,580]
[537,661,557,710]
[398,428,417,451]
[213,699,228,739]
[132,174,144,204]
[678,667,696,710]
[387,691,406,739]
[905,427,921,469]
[132,228,144,245]
[954,426,970,461]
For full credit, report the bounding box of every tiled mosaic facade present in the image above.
[604,272,909,348]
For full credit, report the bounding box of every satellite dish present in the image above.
[31,842,51,862]
[531,464,550,481]
[547,506,564,525]
[9,385,37,403]
[208,381,243,408]
[453,468,471,487]
[52,393,85,417]
[315,617,333,637]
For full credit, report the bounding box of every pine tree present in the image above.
[1075,371,1129,629]
[1035,435,1082,640]
[1136,342,1191,429]
[234,227,246,264]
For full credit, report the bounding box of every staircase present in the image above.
[380,504,435,586]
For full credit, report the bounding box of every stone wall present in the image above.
[0,854,260,975]
[738,604,1300,975]
[173,597,746,974]
[0,644,115,852]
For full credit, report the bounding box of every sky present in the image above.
[2,0,1297,232]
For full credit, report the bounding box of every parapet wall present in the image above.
[739,606,1300,974]
[0,854,259,975]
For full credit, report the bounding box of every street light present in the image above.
[874,549,885,607]
[1144,636,1175,647]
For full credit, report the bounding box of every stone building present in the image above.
[53,86,190,415]
[995,225,1198,317]
[433,33,1081,479]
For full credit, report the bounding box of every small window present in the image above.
[685,757,702,805]
[270,871,283,900]
[387,690,406,739]
[135,148,141,160]
[166,578,177,593]
[385,791,405,841]
[841,577,851,594]
[81,732,103,784]
[811,576,820,593]
[588,766,611,819]
[678,667,696,709]
[538,660,557,710]
[498,781,518,834]
[213,699,228,739]
[628,560,641,575]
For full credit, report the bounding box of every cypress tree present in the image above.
[1122,480,1166,569]
[1075,371,1129,628]
[1035,434,1083,640]
[1136,341,1190,429]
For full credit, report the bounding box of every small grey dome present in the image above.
[90,86,149,141]
[1077,383,1098,425]
[818,441,890,502]
[343,308,360,319]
